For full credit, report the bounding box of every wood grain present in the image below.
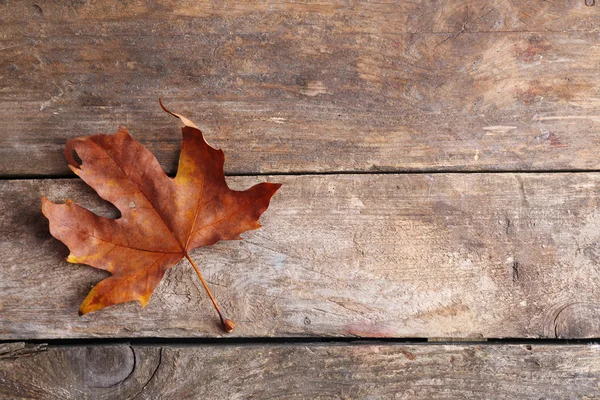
[3,0,599,34]
[3,173,600,339]
[1,1,599,176]
[2,342,600,399]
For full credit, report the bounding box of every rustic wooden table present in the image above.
[2,1,600,398]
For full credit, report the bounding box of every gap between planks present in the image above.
[2,337,600,347]
[7,168,600,180]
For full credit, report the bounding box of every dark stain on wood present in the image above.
[514,35,552,63]
[512,261,520,282]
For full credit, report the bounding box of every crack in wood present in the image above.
[130,347,162,400]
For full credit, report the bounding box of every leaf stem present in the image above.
[184,253,235,333]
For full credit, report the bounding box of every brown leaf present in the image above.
[42,101,281,332]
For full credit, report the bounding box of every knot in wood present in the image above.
[84,346,135,388]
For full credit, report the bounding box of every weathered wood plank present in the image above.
[3,174,600,339]
[1,1,599,176]
[2,342,600,399]
[3,0,599,37]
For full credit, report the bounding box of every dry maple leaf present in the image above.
[41,101,281,332]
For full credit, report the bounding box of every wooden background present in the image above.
[1,0,600,398]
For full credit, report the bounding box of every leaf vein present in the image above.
[94,138,183,251]
[57,222,181,254]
